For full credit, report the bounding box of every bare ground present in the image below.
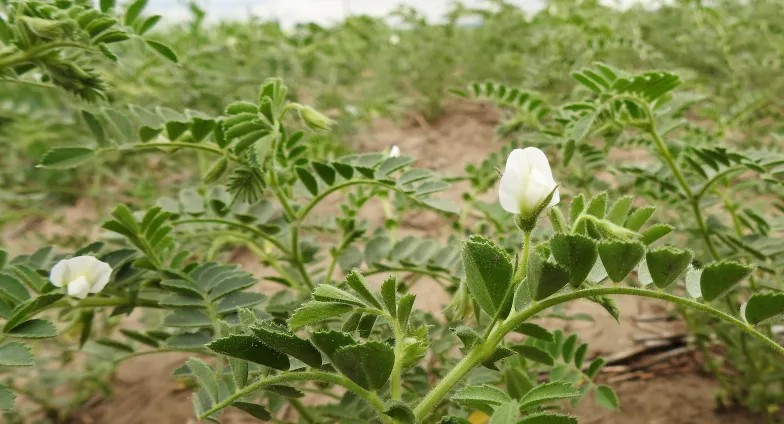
[10,102,761,423]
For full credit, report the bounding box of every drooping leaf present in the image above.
[645,247,692,289]
[233,401,272,420]
[385,400,415,424]
[550,233,598,288]
[743,293,784,326]
[597,240,645,283]
[700,261,754,302]
[528,246,571,301]
[595,385,619,410]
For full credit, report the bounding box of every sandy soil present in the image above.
[10,102,762,423]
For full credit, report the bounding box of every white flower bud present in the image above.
[50,256,112,299]
[389,145,401,158]
[499,147,560,218]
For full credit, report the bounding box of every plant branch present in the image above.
[172,218,291,255]
[412,286,784,421]
[198,371,387,420]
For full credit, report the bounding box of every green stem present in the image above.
[484,231,531,340]
[172,218,291,255]
[289,227,315,290]
[412,286,784,421]
[112,142,237,162]
[44,296,160,311]
[297,180,415,222]
[198,371,387,420]
[390,315,406,400]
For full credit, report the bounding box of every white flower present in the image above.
[499,147,560,217]
[345,104,359,116]
[389,34,400,45]
[389,145,401,158]
[50,256,112,299]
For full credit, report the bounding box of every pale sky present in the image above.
[143,0,654,26]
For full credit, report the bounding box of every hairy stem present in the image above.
[390,316,407,400]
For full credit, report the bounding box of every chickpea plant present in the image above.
[1,73,783,423]
[454,62,784,418]
[1,2,784,423]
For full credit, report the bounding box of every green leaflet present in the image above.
[251,321,322,368]
[452,384,511,416]
[700,260,754,302]
[289,301,354,331]
[207,334,290,370]
[550,233,598,288]
[488,400,519,424]
[528,246,571,301]
[597,240,645,283]
[344,269,383,309]
[519,382,581,410]
[462,235,513,317]
[332,341,394,390]
[645,247,692,289]
[0,342,33,367]
[233,401,272,420]
[39,147,96,169]
[309,330,357,361]
[517,413,578,424]
[510,344,554,366]
[743,293,784,325]
[595,385,619,409]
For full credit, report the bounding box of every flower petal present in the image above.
[88,259,113,293]
[522,169,554,213]
[499,167,524,214]
[505,148,532,177]
[50,259,70,287]
[67,276,91,299]
[519,147,555,182]
[66,256,98,276]
[389,145,401,158]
